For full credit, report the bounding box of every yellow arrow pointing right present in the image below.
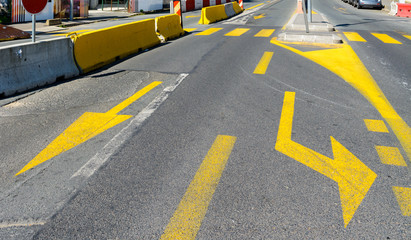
[276,91,377,227]
[271,38,411,169]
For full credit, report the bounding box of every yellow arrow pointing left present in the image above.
[16,81,162,176]
[253,13,266,20]
[275,91,377,227]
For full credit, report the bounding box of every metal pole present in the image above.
[70,0,73,21]
[178,0,183,28]
[307,0,312,23]
[301,0,309,33]
[32,14,36,42]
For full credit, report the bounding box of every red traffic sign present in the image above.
[22,0,48,14]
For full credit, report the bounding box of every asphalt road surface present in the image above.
[0,0,410,239]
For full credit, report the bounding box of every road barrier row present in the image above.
[199,2,243,24]
[0,38,79,97]
[0,15,189,97]
[71,19,161,73]
[173,0,233,13]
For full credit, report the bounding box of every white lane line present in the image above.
[71,73,189,179]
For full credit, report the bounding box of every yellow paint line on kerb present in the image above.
[364,119,389,133]
[254,29,275,37]
[253,52,274,74]
[160,135,236,240]
[343,32,366,42]
[196,28,223,36]
[185,15,200,18]
[376,146,407,166]
[225,28,250,36]
[392,186,411,216]
[371,33,402,44]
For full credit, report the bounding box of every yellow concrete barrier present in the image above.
[199,5,228,24]
[155,14,185,41]
[71,19,160,73]
[232,1,244,14]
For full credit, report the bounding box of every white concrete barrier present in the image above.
[389,1,398,15]
[0,38,80,97]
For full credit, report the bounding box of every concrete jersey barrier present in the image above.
[156,14,185,41]
[199,5,228,24]
[71,19,161,73]
[0,38,79,97]
[199,2,243,24]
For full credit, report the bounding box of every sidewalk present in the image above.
[3,9,139,35]
[277,0,342,45]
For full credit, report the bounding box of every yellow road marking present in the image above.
[334,7,348,14]
[183,28,197,32]
[253,13,266,20]
[196,28,223,36]
[185,15,200,18]
[376,146,407,166]
[160,135,236,240]
[371,33,402,44]
[343,32,366,42]
[276,92,377,227]
[392,186,411,216]
[245,3,264,11]
[16,82,162,176]
[254,29,275,37]
[403,35,411,40]
[225,28,250,36]
[106,82,162,115]
[253,51,274,75]
[271,38,411,168]
[364,119,389,133]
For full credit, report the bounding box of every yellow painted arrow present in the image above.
[253,13,266,20]
[276,92,377,227]
[271,39,411,169]
[16,81,162,176]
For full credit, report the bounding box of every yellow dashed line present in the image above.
[403,35,411,41]
[254,29,275,37]
[375,146,407,166]
[371,33,402,44]
[364,119,389,133]
[196,28,223,36]
[253,51,274,75]
[160,135,236,240]
[392,186,411,216]
[225,28,250,36]
[343,32,366,42]
[184,28,197,32]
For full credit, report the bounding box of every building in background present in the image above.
[0,0,11,23]
[1,0,167,23]
[3,0,88,23]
